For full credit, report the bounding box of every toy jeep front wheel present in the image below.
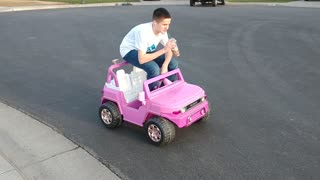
[145,117,176,146]
[99,102,122,129]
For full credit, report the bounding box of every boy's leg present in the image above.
[153,54,179,82]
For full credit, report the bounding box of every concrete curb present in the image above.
[0,1,187,13]
[0,2,114,12]
[0,101,120,180]
[229,1,320,8]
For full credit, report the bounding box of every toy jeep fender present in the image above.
[99,61,210,146]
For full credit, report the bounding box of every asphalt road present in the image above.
[1,4,320,180]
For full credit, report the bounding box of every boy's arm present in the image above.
[138,41,175,64]
[161,50,173,74]
[138,48,167,64]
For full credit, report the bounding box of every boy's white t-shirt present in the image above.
[120,22,169,58]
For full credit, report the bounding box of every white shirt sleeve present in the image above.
[134,28,148,53]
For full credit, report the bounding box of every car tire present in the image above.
[212,0,217,6]
[145,117,176,146]
[201,0,206,5]
[190,0,195,6]
[220,0,225,5]
[99,102,122,129]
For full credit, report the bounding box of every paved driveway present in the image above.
[1,4,320,180]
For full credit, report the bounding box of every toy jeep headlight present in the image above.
[173,107,186,114]
[172,97,206,115]
[180,107,187,113]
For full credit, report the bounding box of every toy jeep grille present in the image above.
[185,98,202,112]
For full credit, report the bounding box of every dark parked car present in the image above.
[190,0,225,6]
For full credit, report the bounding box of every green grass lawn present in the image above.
[42,0,294,4]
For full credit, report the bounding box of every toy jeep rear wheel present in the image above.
[145,117,175,146]
[99,102,122,129]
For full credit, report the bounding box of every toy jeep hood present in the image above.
[148,82,205,113]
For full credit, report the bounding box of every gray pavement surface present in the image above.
[0,1,320,180]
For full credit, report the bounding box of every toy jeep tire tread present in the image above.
[145,117,176,146]
[99,102,122,129]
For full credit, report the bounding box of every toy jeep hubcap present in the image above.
[148,124,161,142]
[101,109,112,124]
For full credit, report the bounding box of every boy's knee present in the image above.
[147,66,160,78]
[169,58,178,70]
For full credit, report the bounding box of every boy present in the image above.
[120,7,180,90]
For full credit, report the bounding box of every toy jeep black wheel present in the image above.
[220,0,225,5]
[99,102,122,129]
[145,117,175,146]
[190,0,195,6]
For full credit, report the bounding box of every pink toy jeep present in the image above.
[99,60,210,146]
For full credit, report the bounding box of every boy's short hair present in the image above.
[153,8,171,22]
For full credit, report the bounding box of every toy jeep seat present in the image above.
[116,69,132,92]
[116,67,146,103]
[131,66,147,91]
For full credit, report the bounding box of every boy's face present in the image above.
[153,18,171,34]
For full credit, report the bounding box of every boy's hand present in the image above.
[169,38,177,50]
[164,39,177,53]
